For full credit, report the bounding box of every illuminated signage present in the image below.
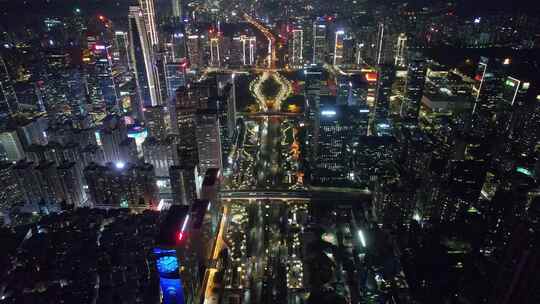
[321,110,336,116]
[516,167,533,177]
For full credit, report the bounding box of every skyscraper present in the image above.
[395,33,407,67]
[84,162,157,209]
[312,20,327,65]
[138,0,159,46]
[290,28,304,67]
[333,30,345,66]
[172,0,183,19]
[401,50,427,120]
[0,55,18,116]
[128,6,160,115]
[196,110,222,176]
[375,65,395,120]
[169,165,197,205]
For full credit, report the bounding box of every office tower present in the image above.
[144,105,168,139]
[114,31,131,68]
[187,35,203,69]
[57,161,86,207]
[312,20,327,64]
[314,105,365,185]
[472,56,509,116]
[143,136,178,177]
[333,30,345,66]
[84,162,157,209]
[172,0,183,19]
[305,68,323,163]
[0,130,25,162]
[138,0,159,46]
[401,50,427,120]
[290,28,304,67]
[439,160,487,222]
[0,55,18,116]
[209,34,221,67]
[176,107,198,166]
[153,206,189,304]
[99,115,128,163]
[91,43,120,109]
[129,6,160,115]
[164,62,186,99]
[170,32,187,62]
[395,33,407,67]
[169,165,197,205]
[0,162,25,210]
[375,65,395,120]
[196,110,222,176]
[376,23,385,65]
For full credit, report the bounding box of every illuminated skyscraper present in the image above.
[0,55,18,116]
[196,110,222,176]
[376,23,385,65]
[0,162,24,209]
[209,35,221,67]
[172,0,183,19]
[84,162,157,209]
[290,28,304,67]
[114,31,131,68]
[333,30,345,66]
[169,165,196,205]
[187,35,203,69]
[375,65,395,120]
[165,62,186,99]
[312,20,327,64]
[170,32,187,62]
[138,0,159,46]
[395,33,407,67]
[128,6,160,114]
[401,50,427,120]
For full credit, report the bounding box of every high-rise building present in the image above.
[0,130,25,162]
[169,165,197,205]
[394,33,407,67]
[176,107,198,166]
[333,30,345,66]
[114,31,131,68]
[401,50,427,120]
[314,104,366,185]
[0,162,25,210]
[84,162,157,209]
[164,62,187,99]
[99,115,128,163]
[129,6,160,115]
[57,161,86,207]
[209,34,221,67]
[290,28,304,67]
[0,55,19,116]
[375,65,395,120]
[187,35,204,69]
[312,20,327,64]
[144,105,168,139]
[143,136,178,177]
[195,110,222,176]
[138,0,159,46]
[172,0,183,19]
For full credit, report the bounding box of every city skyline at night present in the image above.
[0,0,540,304]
